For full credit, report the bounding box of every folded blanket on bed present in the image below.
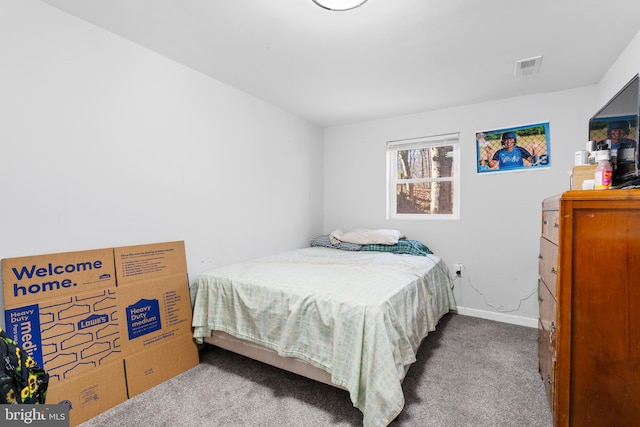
[310,235,363,251]
[330,228,403,245]
[362,239,432,256]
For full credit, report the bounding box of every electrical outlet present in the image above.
[454,263,463,277]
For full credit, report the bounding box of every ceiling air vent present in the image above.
[515,56,543,77]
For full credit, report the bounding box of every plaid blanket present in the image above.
[361,239,432,256]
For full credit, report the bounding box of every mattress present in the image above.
[191,247,456,427]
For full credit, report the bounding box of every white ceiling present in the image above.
[41,0,640,127]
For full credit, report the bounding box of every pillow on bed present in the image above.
[330,228,402,245]
[310,235,363,251]
[361,239,433,256]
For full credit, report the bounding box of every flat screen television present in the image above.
[589,74,640,188]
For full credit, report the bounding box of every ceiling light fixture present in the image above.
[312,0,369,11]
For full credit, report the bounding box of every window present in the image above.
[386,133,460,219]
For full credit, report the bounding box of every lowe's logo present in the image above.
[78,314,109,330]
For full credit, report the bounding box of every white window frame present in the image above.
[386,133,460,220]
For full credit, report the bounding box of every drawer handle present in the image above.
[551,267,557,275]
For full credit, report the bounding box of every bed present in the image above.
[191,240,456,427]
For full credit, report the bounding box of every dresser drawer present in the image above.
[542,210,560,243]
[539,237,558,297]
[538,320,555,412]
[538,280,557,350]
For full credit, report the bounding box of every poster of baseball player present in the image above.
[476,122,550,173]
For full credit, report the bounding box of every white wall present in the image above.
[0,1,324,328]
[324,87,601,327]
[598,30,640,109]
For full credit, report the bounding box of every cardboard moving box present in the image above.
[2,241,199,426]
[113,241,198,396]
[13,286,122,384]
[44,360,128,427]
[2,247,116,307]
[117,275,192,354]
[2,248,119,383]
[124,333,200,398]
[114,241,188,285]
[571,164,597,190]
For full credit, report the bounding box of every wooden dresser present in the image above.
[538,190,640,427]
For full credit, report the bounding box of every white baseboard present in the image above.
[453,306,538,328]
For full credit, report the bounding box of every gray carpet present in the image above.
[79,314,553,426]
